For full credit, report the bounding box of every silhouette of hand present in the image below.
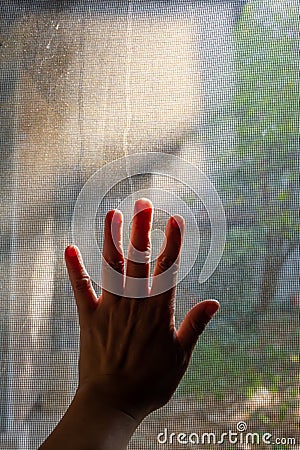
[64,198,219,423]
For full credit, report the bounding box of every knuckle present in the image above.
[107,259,124,273]
[157,256,172,272]
[74,275,92,292]
[188,313,209,336]
[127,245,151,264]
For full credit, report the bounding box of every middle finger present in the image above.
[124,198,153,296]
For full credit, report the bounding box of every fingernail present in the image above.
[134,198,153,214]
[112,210,123,224]
[205,301,220,318]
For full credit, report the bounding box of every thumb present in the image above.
[177,300,219,356]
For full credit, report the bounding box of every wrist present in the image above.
[75,382,142,424]
[76,385,140,449]
[40,384,140,450]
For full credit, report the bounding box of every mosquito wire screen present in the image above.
[0,1,298,449]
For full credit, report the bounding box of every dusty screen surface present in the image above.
[0,1,298,449]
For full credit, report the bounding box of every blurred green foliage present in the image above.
[180,0,298,411]
[209,0,297,310]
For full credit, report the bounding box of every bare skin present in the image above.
[39,198,219,450]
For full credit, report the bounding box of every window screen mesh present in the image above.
[0,1,298,449]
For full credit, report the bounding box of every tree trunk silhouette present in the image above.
[257,231,295,312]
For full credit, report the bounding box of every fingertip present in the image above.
[65,245,85,273]
[105,209,115,224]
[204,300,220,318]
[65,245,84,275]
[105,208,122,220]
[170,214,185,230]
[134,198,153,214]
[65,244,79,259]
[169,215,185,245]
[65,245,98,311]
[112,209,123,224]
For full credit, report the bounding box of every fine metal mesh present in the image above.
[0,1,297,449]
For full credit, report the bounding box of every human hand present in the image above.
[64,198,219,423]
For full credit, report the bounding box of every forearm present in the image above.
[39,386,139,450]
